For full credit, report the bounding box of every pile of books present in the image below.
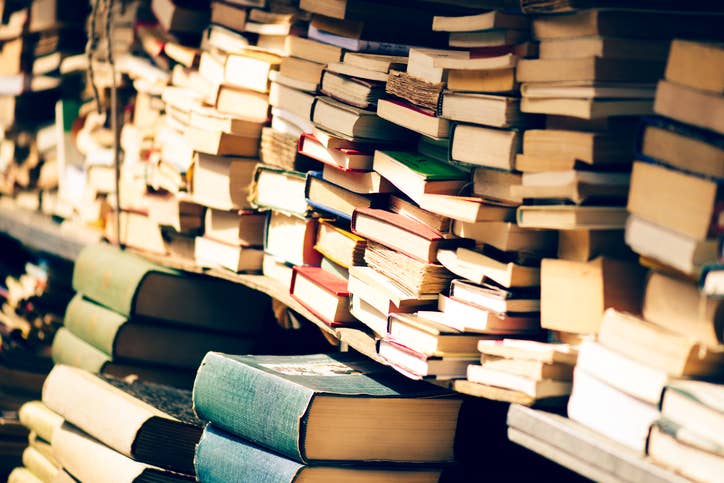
[51,243,273,389]
[0,0,87,211]
[192,351,461,481]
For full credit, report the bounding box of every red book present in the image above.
[290,266,356,327]
[351,208,472,264]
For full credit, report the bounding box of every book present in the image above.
[285,35,344,65]
[186,126,259,158]
[348,266,438,314]
[351,208,469,264]
[660,381,724,451]
[512,170,630,205]
[349,294,390,336]
[450,124,521,170]
[215,84,270,122]
[625,215,717,276]
[290,266,354,327]
[640,116,724,180]
[63,295,261,369]
[204,208,266,247]
[377,98,449,139]
[432,11,529,32]
[517,58,664,83]
[322,164,394,194]
[472,168,523,204]
[313,219,366,268]
[417,195,517,224]
[51,328,197,389]
[43,365,202,475]
[325,61,391,83]
[195,424,444,483]
[253,165,309,216]
[192,153,257,211]
[388,195,451,233]
[210,1,247,32]
[540,257,645,334]
[72,244,271,331]
[437,247,540,288]
[151,0,210,34]
[265,211,322,267]
[18,401,63,444]
[516,205,629,230]
[450,279,540,314]
[379,339,478,380]
[52,423,195,482]
[299,133,372,171]
[387,312,484,356]
[438,294,540,334]
[269,81,315,123]
[628,160,720,241]
[225,49,282,93]
[597,309,724,378]
[441,93,525,129]
[453,221,557,254]
[538,36,671,60]
[305,171,386,220]
[481,356,574,381]
[648,421,724,483]
[654,79,724,135]
[478,339,578,365]
[385,70,444,113]
[520,97,653,120]
[523,129,635,167]
[194,236,265,273]
[558,229,630,262]
[320,71,385,109]
[447,67,518,93]
[188,105,265,138]
[521,82,656,99]
[643,272,723,347]
[665,39,723,95]
[467,365,572,399]
[312,96,408,142]
[576,340,673,405]
[372,150,467,204]
[531,10,724,40]
[192,352,461,463]
[567,368,659,454]
[343,52,408,74]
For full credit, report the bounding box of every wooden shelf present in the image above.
[0,199,100,260]
[507,405,688,483]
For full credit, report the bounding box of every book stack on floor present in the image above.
[9,400,63,483]
[192,351,461,482]
[51,244,273,389]
[32,364,203,482]
[0,0,87,212]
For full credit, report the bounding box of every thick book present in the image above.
[224,49,281,94]
[417,195,517,225]
[72,244,271,332]
[467,365,572,399]
[377,98,450,139]
[437,247,540,289]
[194,236,265,273]
[53,423,195,482]
[43,365,202,475]
[195,424,444,483]
[312,96,408,142]
[512,170,630,205]
[265,211,322,267]
[654,79,724,135]
[517,57,664,83]
[441,92,526,129]
[665,39,723,95]
[192,352,461,463]
[660,380,724,452]
[450,124,521,170]
[253,165,309,217]
[63,295,261,369]
[437,294,540,334]
[290,266,354,327]
[314,219,366,269]
[320,70,385,109]
[192,153,257,211]
[372,150,467,204]
[305,171,387,221]
[432,11,528,32]
[648,420,724,483]
[351,208,470,264]
[348,266,437,314]
[523,128,636,167]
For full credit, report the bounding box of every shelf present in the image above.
[0,199,100,260]
[506,405,688,483]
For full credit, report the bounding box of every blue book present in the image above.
[192,353,461,464]
[195,424,444,483]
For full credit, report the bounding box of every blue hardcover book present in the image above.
[192,353,461,464]
[195,424,444,483]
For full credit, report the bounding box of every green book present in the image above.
[51,328,195,389]
[72,243,271,333]
[377,151,468,181]
[192,353,461,464]
[63,294,261,370]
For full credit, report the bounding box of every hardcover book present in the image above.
[192,352,461,463]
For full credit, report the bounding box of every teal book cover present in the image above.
[192,353,457,463]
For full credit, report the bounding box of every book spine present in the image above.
[72,244,171,316]
[192,352,315,462]
[63,294,127,356]
[195,424,302,483]
[51,328,110,374]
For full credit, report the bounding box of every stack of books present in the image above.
[457,339,577,406]
[10,400,63,482]
[51,244,272,389]
[37,364,203,482]
[0,0,87,212]
[192,351,461,481]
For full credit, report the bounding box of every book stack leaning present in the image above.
[192,351,461,482]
